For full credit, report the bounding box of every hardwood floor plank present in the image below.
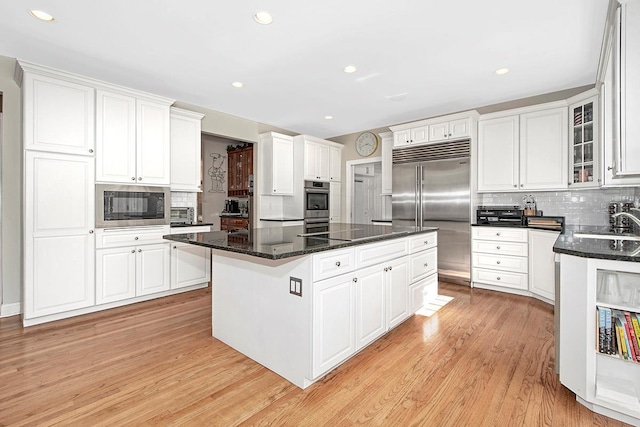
[0,283,633,426]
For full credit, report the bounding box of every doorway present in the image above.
[345,157,384,224]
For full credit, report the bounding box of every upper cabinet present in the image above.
[227,145,253,197]
[96,92,171,185]
[18,64,95,156]
[296,135,343,182]
[390,111,477,148]
[478,103,568,192]
[599,0,640,186]
[170,107,205,192]
[259,132,294,195]
[567,90,599,188]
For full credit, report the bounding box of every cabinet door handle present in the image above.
[496,246,501,250]
[89,149,94,153]
[335,261,341,267]
[138,249,142,253]
[89,230,94,234]
[513,184,517,188]
[138,177,142,181]
[424,263,428,267]
[384,267,388,272]
[389,266,393,271]
[353,277,358,283]
[607,166,613,171]
[135,237,139,240]
[131,177,136,181]
[173,245,177,249]
[497,276,501,280]
[496,260,501,264]
[131,250,135,253]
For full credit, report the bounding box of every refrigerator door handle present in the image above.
[417,164,422,229]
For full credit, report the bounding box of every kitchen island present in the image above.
[164,224,438,388]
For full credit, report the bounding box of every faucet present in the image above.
[611,208,640,229]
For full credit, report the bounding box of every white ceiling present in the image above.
[0,1,609,139]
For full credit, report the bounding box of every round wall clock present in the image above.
[355,132,379,157]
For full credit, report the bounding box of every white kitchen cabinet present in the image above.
[259,132,294,195]
[312,272,356,378]
[354,265,386,351]
[478,103,568,192]
[136,243,171,296]
[330,146,342,182]
[410,273,438,314]
[96,246,136,304]
[528,230,558,303]
[519,107,568,190]
[24,151,96,321]
[568,91,599,188]
[559,255,640,425]
[477,115,519,192]
[330,181,341,223]
[472,227,529,293]
[410,247,437,283]
[386,256,411,329]
[19,64,96,156]
[380,132,393,195]
[170,107,205,192]
[303,139,330,181]
[428,117,472,142]
[96,90,171,185]
[393,125,429,147]
[170,242,211,290]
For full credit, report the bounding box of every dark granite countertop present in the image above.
[553,226,640,262]
[164,223,438,260]
[220,213,249,218]
[260,217,305,222]
[170,222,214,228]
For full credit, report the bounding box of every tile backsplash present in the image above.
[479,187,639,226]
[171,192,197,208]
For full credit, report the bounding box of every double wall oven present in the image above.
[96,184,171,228]
[304,180,330,233]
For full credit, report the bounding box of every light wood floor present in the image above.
[0,282,631,426]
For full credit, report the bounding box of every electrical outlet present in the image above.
[290,277,302,296]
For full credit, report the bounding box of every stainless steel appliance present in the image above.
[392,140,471,284]
[304,180,330,220]
[476,206,525,226]
[304,217,330,234]
[171,207,195,225]
[96,184,170,228]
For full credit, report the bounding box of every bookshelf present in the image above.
[559,255,640,424]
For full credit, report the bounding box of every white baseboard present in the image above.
[1,302,22,318]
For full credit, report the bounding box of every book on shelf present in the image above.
[614,317,629,360]
[624,311,640,362]
[598,306,606,353]
[632,314,640,350]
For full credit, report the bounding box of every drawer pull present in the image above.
[496,232,501,236]
[135,237,139,240]
[497,276,501,280]
[335,261,341,267]
[353,277,358,283]
[496,261,501,265]
[424,263,428,267]
[424,240,429,245]
[496,246,501,250]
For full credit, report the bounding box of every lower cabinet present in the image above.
[96,242,170,304]
[528,230,559,303]
[170,242,211,289]
[311,234,436,379]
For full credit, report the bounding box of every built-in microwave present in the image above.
[96,184,170,228]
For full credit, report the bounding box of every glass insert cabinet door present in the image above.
[570,96,599,187]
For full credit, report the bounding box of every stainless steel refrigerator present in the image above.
[392,141,471,284]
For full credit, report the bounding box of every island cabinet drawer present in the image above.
[169,225,211,234]
[355,238,408,269]
[472,240,528,257]
[473,268,528,290]
[410,247,437,282]
[96,226,170,249]
[408,232,437,253]
[472,227,528,243]
[472,253,528,274]
[410,273,438,313]
[313,248,355,281]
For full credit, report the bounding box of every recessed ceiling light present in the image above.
[494,68,510,75]
[253,11,273,25]
[29,9,55,22]
[343,65,357,74]
[231,82,244,88]
[324,115,333,120]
